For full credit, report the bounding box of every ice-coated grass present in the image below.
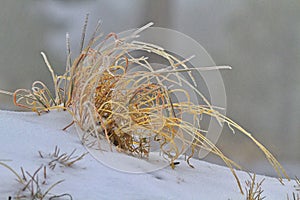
[0,15,289,194]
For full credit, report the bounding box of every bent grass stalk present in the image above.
[0,20,289,194]
[0,161,23,183]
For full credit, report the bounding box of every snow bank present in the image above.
[0,110,296,199]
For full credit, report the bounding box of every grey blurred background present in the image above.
[0,0,299,177]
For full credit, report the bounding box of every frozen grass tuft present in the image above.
[245,173,265,200]
[38,146,88,170]
[0,15,290,194]
[0,162,72,200]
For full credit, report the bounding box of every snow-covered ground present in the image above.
[0,110,297,199]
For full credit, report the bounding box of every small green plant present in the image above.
[245,173,265,200]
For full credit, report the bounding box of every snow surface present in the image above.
[0,110,297,199]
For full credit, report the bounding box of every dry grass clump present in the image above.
[0,146,84,199]
[38,146,88,170]
[0,162,71,200]
[245,173,265,200]
[0,15,289,194]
